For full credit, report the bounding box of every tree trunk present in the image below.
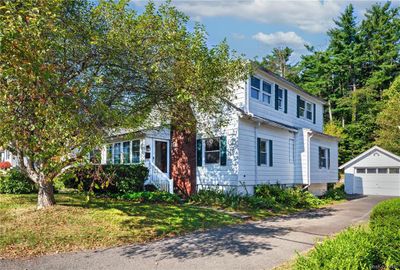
[328,100,333,122]
[37,178,56,209]
[170,104,197,197]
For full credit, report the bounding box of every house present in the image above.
[0,149,17,168]
[101,67,339,196]
[340,146,400,196]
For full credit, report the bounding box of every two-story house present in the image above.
[101,67,339,196]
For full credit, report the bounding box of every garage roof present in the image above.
[339,146,400,170]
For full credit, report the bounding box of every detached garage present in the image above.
[340,146,400,196]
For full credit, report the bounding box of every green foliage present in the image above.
[0,169,37,194]
[62,164,148,194]
[296,198,400,269]
[296,2,400,163]
[370,198,400,265]
[120,191,181,204]
[190,185,328,211]
[322,185,346,201]
[295,227,379,270]
[255,185,324,208]
[376,76,400,155]
[257,47,299,80]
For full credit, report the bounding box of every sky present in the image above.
[129,0,399,63]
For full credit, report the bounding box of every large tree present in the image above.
[258,47,298,80]
[101,2,248,195]
[0,0,128,208]
[375,76,400,155]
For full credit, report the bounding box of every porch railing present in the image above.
[144,160,173,194]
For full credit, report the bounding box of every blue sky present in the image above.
[130,1,398,63]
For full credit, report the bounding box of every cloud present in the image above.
[171,0,341,33]
[252,31,307,49]
[232,33,246,40]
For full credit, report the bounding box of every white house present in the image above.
[340,146,400,196]
[102,67,339,196]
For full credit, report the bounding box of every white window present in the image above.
[205,138,220,164]
[250,76,260,100]
[299,97,314,121]
[113,143,121,164]
[131,140,140,163]
[378,168,388,174]
[367,168,377,174]
[122,142,130,164]
[260,139,268,165]
[289,139,294,163]
[262,81,272,104]
[389,168,400,174]
[106,145,113,164]
[277,87,284,110]
[319,147,330,169]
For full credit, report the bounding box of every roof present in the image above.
[256,66,326,104]
[310,129,340,141]
[242,113,298,132]
[339,146,400,169]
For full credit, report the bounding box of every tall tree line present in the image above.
[297,3,400,163]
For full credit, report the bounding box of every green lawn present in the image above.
[0,193,241,258]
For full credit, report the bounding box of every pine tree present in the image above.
[259,47,298,80]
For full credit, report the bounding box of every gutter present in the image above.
[306,129,314,188]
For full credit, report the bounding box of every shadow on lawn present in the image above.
[59,194,337,260]
[119,206,336,260]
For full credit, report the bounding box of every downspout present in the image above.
[245,79,250,113]
[304,130,314,189]
[254,123,259,187]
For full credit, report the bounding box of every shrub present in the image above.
[255,185,324,208]
[120,191,181,204]
[62,164,148,194]
[295,227,379,270]
[189,189,249,209]
[322,185,346,201]
[370,198,400,265]
[0,168,37,194]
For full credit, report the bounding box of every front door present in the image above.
[154,140,168,174]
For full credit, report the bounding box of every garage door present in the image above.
[354,167,400,196]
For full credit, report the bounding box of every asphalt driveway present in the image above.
[0,196,390,270]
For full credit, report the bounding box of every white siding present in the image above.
[196,115,240,189]
[310,135,339,183]
[237,118,296,193]
[246,71,324,132]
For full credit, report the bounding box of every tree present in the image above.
[359,2,400,94]
[0,0,122,208]
[259,47,298,80]
[102,2,248,195]
[376,76,400,155]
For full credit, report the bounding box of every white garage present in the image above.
[340,146,400,196]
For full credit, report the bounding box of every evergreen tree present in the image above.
[259,47,298,80]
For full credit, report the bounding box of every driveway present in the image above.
[0,196,389,270]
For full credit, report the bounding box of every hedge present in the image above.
[62,164,148,194]
[0,168,37,194]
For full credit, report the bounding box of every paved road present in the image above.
[1,196,390,270]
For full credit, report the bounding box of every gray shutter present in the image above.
[297,95,300,118]
[269,140,273,167]
[313,104,316,124]
[196,139,202,166]
[327,148,331,169]
[220,136,227,166]
[284,89,288,113]
[318,146,322,169]
[275,84,279,110]
[257,138,261,166]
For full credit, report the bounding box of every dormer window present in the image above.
[251,76,260,99]
[277,87,284,110]
[298,96,314,122]
[262,81,272,104]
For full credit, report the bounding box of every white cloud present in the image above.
[232,33,246,40]
[170,0,342,33]
[252,31,307,49]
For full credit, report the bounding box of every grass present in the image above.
[0,193,241,258]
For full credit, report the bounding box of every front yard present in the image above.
[0,193,241,258]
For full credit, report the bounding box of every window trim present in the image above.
[250,76,274,106]
[259,139,268,165]
[319,147,330,169]
[204,137,221,164]
[299,97,314,122]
